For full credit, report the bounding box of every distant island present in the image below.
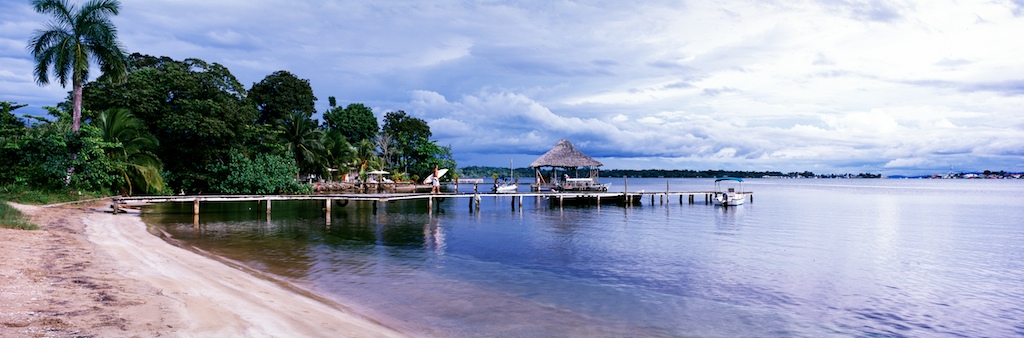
[458,166,1022,180]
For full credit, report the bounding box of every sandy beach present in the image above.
[0,202,405,337]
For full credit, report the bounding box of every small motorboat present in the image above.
[554,178,610,192]
[713,177,749,206]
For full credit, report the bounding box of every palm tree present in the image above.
[28,0,128,132]
[322,130,355,180]
[275,112,325,179]
[92,108,164,194]
[354,139,383,180]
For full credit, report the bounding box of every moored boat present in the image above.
[555,178,610,192]
[493,159,518,193]
[713,177,749,206]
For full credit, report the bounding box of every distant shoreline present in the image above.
[459,166,1022,180]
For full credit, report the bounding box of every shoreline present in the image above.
[0,202,405,337]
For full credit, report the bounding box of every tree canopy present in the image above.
[382,110,452,179]
[323,103,378,145]
[250,70,316,125]
[82,53,260,192]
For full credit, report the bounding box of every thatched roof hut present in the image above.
[530,139,603,190]
[530,139,603,168]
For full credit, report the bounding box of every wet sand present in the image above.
[0,202,405,337]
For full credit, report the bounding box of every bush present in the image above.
[2,119,120,194]
[207,150,302,194]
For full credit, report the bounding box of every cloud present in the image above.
[884,158,932,168]
[3,0,1024,175]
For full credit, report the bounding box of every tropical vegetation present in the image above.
[28,0,127,133]
[5,0,457,198]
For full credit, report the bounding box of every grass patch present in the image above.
[0,201,37,230]
[0,184,109,205]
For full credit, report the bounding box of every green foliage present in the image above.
[82,54,259,192]
[353,139,384,178]
[0,185,107,205]
[275,112,324,177]
[28,0,128,132]
[0,102,27,137]
[1,103,123,194]
[91,108,164,194]
[0,201,38,230]
[322,103,378,144]
[0,102,29,185]
[250,70,317,125]
[382,110,431,173]
[207,150,302,194]
[369,110,457,178]
[322,130,355,179]
[409,138,456,178]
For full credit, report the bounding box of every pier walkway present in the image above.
[111,189,753,216]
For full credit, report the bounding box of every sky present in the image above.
[2,0,1024,176]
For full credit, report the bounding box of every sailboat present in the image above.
[493,160,517,193]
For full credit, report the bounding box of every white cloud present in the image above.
[885,158,933,168]
[3,0,1023,175]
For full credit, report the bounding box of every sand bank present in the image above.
[1,202,405,337]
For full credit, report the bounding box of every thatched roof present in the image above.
[530,139,603,168]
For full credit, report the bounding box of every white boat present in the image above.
[713,177,748,206]
[493,160,517,193]
[555,177,610,192]
[494,182,517,193]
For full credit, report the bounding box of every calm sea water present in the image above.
[142,178,1024,337]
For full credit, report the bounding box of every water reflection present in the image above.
[423,214,446,256]
[713,204,746,235]
[140,180,1024,337]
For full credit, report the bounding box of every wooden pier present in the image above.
[112,189,752,216]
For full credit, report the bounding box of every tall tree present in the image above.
[250,70,316,125]
[82,54,260,192]
[28,0,127,132]
[375,132,395,169]
[323,103,378,144]
[382,110,430,174]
